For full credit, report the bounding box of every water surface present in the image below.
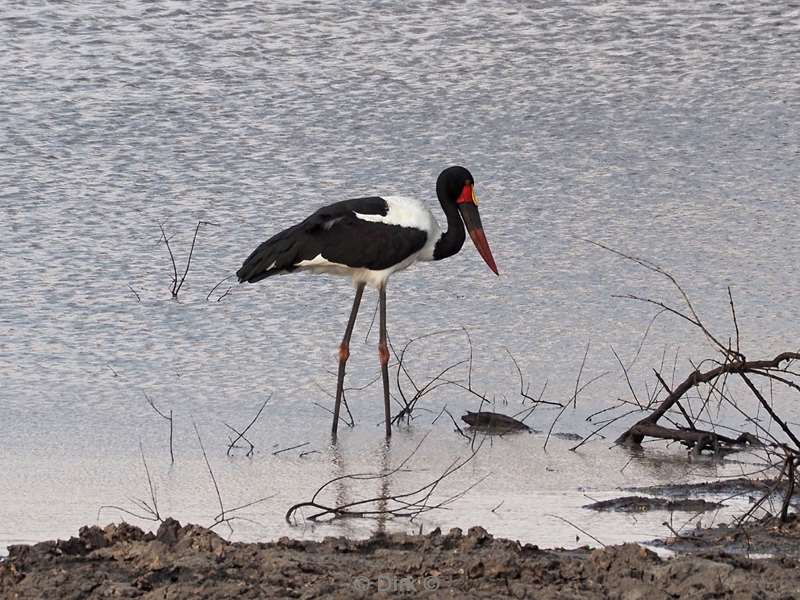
[2,0,799,553]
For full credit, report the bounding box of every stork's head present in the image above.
[436,166,499,275]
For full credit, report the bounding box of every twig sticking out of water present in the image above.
[390,329,468,426]
[586,239,734,359]
[98,441,163,523]
[144,393,174,464]
[505,348,562,411]
[206,274,234,302]
[432,405,470,440]
[285,434,487,524]
[158,220,218,299]
[273,441,310,456]
[780,454,797,522]
[225,423,255,456]
[194,421,273,534]
[544,342,608,451]
[99,432,274,534]
[547,513,606,547]
[193,421,228,531]
[225,395,271,457]
[127,284,141,303]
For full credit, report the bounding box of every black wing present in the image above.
[237,197,427,283]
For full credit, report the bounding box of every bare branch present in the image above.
[206,274,234,302]
[159,220,218,299]
[616,352,800,447]
[728,286,741,357]
[739,372,800,450]
[273,442,310,456]
[586,239,730,356]
[226,395,271,457]
[193,421,228,532]
[127,284,142,303]
[144,393,174,464]
[175,220,218,298]
[547,514,606,547]
[285,436,485,524]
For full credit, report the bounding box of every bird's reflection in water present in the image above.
[324,436,394,538]
[374,439,392,537]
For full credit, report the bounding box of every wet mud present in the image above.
[2,517,800,599]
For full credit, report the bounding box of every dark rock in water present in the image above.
[625,477,784,498]
[461,411,531,432]
[583,496,724,513]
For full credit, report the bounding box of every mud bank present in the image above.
[2,518,800,599]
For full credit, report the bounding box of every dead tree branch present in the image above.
[285,435,486,524]
[545,342,607,451]
[193,422,272,533]
[159,220,218,299]
[616,352,800,450]
[587,239,735,358]
[273,441,310,456]
[127,284,141,303]
[98,441,163,523]
[193,421,229,532]
[226,395,271,457]
[144,393,174,464]
[206,274,234,302]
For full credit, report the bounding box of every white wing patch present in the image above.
[353,196,436,231]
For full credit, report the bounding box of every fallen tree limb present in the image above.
[616,351,800,448]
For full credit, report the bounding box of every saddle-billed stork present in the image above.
[237,166,498,438]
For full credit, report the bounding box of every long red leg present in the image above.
[332,282,365,438]
[379,284,392,437]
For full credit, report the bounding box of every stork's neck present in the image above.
[432,200,465,261]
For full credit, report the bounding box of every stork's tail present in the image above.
[237,225,304,283]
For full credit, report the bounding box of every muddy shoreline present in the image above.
[2,515,800,599]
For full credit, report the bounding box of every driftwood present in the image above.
[587,240,800,523]
[616,352,800,450]
[584,240,800,455]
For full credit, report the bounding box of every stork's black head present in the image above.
[436,166,474,204]
[436,165,498,275]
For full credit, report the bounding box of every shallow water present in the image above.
[2,0,800,553]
